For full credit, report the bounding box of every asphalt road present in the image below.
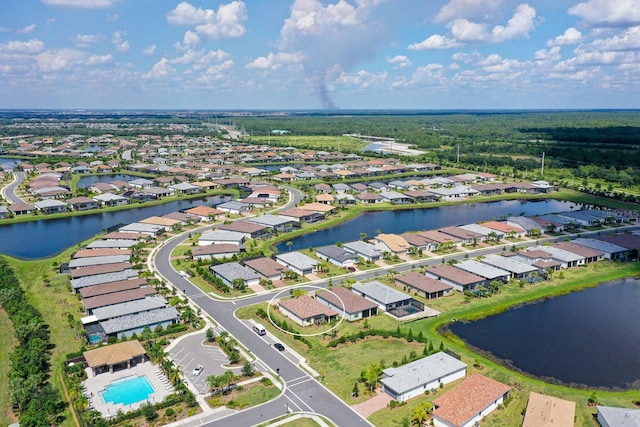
[1,171,26,204]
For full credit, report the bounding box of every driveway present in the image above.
[168,331,232,394]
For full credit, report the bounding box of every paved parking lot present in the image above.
[168,331,232,394]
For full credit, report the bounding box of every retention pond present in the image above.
[449,277,640,389]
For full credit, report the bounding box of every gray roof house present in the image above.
[198,230,245,246]
[597,406,640,427]
[169,182,202,194]
[343,240,382,262]
[86,239,138,250]
[99,306,180,339]
[315,245,359,268]
[34,199,68,214]
[528,245,585,268]
[118,222,165,236]
[479,254,539,280]
[247,214,296,232]
[210,262,260,287]
[68,255,131,269]
[275,252,319,276]
[217,201,250,214]
[455,259,511,282]
[571,238,630,261]
[352,280,423,317]
[424,264,488,292]
[381,352,468,402]
[71,270,139,291]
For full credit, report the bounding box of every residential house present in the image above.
[118,222,165,237]
[381,352,467,402]
[193,244,241,260]
[217,221,268,239]
[528,245,586,268]
[279,208,325,224]
[217,201,250,215]
[315,245,359,268]
[210,262,260,288]
[351,280,424,317]
[243,257,287,281]
[370,233,411,256]
[439,226,483,245]
[571,238,630,261]
[597,406,640,427]
[343,240,382,262]
[67,196,99,211]
[459,223,503,241]
[83,287,157,315]
[432,374,511,427]
[93,193,129,207]
[278,295,338,327]
[183,205,225,221]
[481,220,525,238]
[424,264,488,292]
[552,241,603,264]
[429,185,480,200]
[356,192,384,204]
[169,182,202,194]
[522,392,575,427]
[380,191,414,205]
[275,252,319,276]
[479,254,539,280]
[247,214,297,232]
[395,271,453,300]
[35,199,68,214]
[315,287,378,321]
[454,260,511,283]
[510,249,562,271]
[198,230,245,246]
[403,190,439,202]
[417,230,462,250]
[9,202,36,216]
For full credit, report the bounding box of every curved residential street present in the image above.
[1,171,27,204]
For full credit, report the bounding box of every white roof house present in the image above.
[455,259,511,282]
[381,352,467,402]
[275,252,319,276]
[198,230,245,246]
[480,254,538,279]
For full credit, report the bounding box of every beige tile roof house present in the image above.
[278,295,338,327]
[522,392,576,427]
[433,374,511,427]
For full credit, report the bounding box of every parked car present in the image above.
[192,364,203,376]
[274,342,285,351]
[347,266,356,272]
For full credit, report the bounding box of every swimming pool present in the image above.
[101,375,155,406]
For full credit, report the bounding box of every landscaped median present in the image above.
[236,261,640,426]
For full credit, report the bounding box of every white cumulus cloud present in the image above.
[409,34,463,50]
[386,55,412,68]
[71,34,102,48]
[0,39,45,54]
[112,31,130,52]
[435,0,504,23]
[167,1,247,40]
[547,27,584,46]
[145,57,176,79]
[569,0,640,27]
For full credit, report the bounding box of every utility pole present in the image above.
[541,152,545,177]
[456,144,460,164]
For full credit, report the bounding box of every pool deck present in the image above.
[83,360,174,418]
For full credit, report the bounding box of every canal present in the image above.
[277,199,574,251]
[450,278,640,389]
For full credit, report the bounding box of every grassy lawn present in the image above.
[207,379,279,410]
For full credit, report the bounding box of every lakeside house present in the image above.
[351,280,424,318]
[381,352,467,402]
[315,245,359,268]
[424,264,488,292]
[432,374,510,427]
[597,406,640,427]
[522,392,575,427]
[395,271,453,300]
[275,252,319,276]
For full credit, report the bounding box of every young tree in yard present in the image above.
[364,363,382,393]
[206,327,215,342]
[232,278,247,290]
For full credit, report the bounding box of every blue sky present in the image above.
[1,0,639,110]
